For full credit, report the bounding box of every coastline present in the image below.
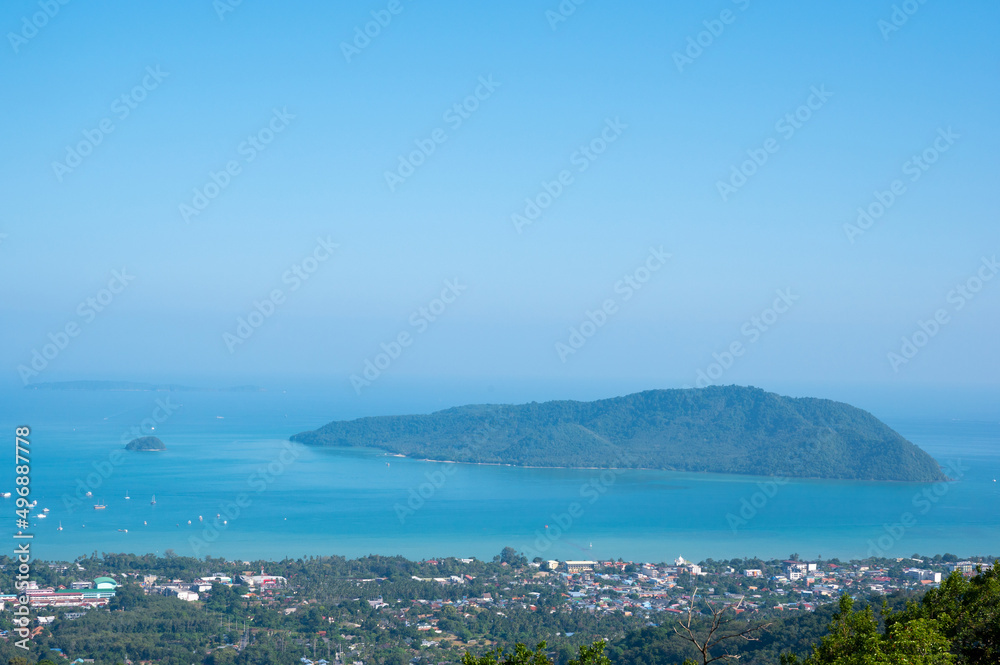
[370,449,938,483]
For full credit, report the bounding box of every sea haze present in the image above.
[3,386,997,563]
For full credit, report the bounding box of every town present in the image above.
[0,550,993,665]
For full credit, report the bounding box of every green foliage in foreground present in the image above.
[292,385,946,481]
[463,641,611,665]
[782,565,996,665]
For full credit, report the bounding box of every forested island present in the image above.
[125,435,166,451]
[292,386,945,482]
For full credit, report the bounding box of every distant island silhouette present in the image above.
[125,436,166,451]
[25,380,263,392]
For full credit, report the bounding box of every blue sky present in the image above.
[1,0,998,414]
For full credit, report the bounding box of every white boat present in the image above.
[1,492,10,498]
[35,514,47,519]
[125,490,130,500]
[57,522,63,531]
[151,495,156,505]
[43,508,49,513]
[85,492,92,498]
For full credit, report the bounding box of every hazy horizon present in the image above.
[3,0,998,417]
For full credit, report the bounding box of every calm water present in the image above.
[2,388,998,563]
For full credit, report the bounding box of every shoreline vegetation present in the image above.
[382,452,948,482]
[292,385,947,482]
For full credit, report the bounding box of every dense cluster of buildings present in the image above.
[140,569,286,601]
[0,577,118,610]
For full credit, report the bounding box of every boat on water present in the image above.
[94,502,106,510]
[151,495,156,505]
[36,514,47,519]
[85,491,92,498]
[57,522,63,531]
[1,492,10,498]
[43,507,49,513]
[125,490,130,500]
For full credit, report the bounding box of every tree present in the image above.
[884,618,954,665]
[108,582,145,611]
[463,641,611,665]
[783,595,956,665]
[674,588,772,664]
[891,563,1000,664]
[208,648,238,665]
[567,640,612,665]
[498,547,527,568]
[462,642,552,665]
[796,596,889,664]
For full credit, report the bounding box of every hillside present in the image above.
[290,386,946,482]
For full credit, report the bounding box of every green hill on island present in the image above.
[125,436,166,451]
[291,386,946,482]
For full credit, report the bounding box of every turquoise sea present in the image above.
[2,388,998,563]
